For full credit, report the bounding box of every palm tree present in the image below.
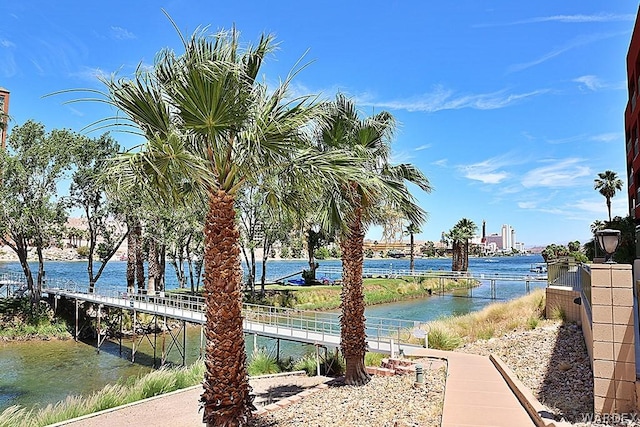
[594,170,623,222]
[90,26,353,426]
[404,222,421,271]
[590,219,605,234]
[316,94,431,385]
[447,218,477,271]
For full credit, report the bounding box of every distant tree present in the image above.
[542,243,587,263]
[590,219,605,235]
[69,133,129,293]
[446,218,477,271]
[594,170,623,222]
[404,222,421,271]
[585,216,635,263]
[0,120,77,305]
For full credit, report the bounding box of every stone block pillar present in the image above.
[590,264,636,414]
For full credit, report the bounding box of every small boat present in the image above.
[530,264,547,274]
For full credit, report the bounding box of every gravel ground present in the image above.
[251,366,446,427]
[249,321,600,426]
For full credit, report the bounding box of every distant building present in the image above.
[625,11,640,219]
[0,87,9,149]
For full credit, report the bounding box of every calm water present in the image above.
[0,255,544,412]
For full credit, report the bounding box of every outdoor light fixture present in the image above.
[595,229,621,264]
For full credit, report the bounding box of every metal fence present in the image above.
[546,257,582,290]
[40,280,426,347]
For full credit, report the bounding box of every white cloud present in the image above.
[69,66,108,82]
[432,159,448,167]
[0,39,15,48]
[358,86,549,113]
[546,132,622,144]
[508,32,626,73]
[518,201,537,209]
[521,158,591,188]
[458,156,515,184]
[514,13,635,24]
[111,26,136,40]
[590,132,622,143]
[574,75,604,91]
[477,13,635,27]
[414,144,431,151]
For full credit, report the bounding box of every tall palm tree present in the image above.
[594,170,623,222]
[316,94,431,385]
[404,222,421,271]
[90,26,354,426]
[447,218,476,271]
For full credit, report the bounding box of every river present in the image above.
[0,254,545,412]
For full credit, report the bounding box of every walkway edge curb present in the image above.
[490,354,572,427]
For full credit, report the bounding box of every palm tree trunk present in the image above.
[607,197,612,222]
[134,223,145,291]
[409,232,415,271]
[340,206,370,386]
[201,190,254,426]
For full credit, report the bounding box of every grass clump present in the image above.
[293,355,318,376]
[247,348,281,376]
[427,327,462,350]
[547,305,567,321]
[0,361,205,427]
[0,298,70,340]
[258,276,468,310]
[419,288,547,349]
[364,352,385,367]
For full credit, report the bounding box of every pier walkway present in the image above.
[42,283,429,357]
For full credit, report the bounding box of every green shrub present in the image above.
[547,305,567,321]
[427,327,462,350]
[321,350,345,376]
[76,246,90,258]
[293,355,318,376]
[248,348,280,376]
[364,352,385,367]
[313,247,330,260]
[527,316,540,330]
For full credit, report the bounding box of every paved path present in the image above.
[55,350,537,427]
[416,349,536,427]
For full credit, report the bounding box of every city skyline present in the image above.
[0,1,635,247]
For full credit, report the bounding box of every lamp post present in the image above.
[595,229,621,264]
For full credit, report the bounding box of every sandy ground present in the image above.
[58,373,331,427]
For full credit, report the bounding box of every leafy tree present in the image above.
[0,120,77,305]
[585,216,635,263]
[541,243,587,263]
[69,133,129,293]
[594,170,623,222]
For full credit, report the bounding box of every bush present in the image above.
[293,355,318,376]
[314,247,330,260]
[321,350,345,376]
[427,327,462,350]
[247,348,280,376]
[364,352,385,367]
[76,246,90,258]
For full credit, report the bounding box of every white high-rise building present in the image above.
[501,224,513,250]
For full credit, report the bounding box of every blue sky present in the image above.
[0,1,637,247]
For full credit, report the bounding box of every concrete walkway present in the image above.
[54,350,538,427]
[415,348,536,427]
